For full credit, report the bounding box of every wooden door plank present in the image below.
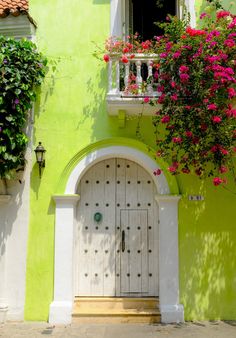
[103,159,116,296]
[129,210,142,293]
[120,209,130,293]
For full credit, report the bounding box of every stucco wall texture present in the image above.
[24,0,236,321]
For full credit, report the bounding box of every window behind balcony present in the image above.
[127,0,176,40]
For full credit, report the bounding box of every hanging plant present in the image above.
[151,8,236,186]
[0,37,48,179]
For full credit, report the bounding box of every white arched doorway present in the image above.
[49,145,184,324]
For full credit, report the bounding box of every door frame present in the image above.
[49,145,184,324]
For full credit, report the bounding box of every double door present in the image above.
[75,158,159,297]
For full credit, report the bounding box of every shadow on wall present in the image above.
[0,176,26,257]
[179,180,236,320]
[181,230,236,320]
[77,67,107,134]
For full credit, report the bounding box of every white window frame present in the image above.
[110,0,196,38]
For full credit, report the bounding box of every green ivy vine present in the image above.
[0,36,48,179]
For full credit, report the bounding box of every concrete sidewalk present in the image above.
[0,321,236,338]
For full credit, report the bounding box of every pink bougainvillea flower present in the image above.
[172,137,182,143]
[220,147,229,156]
[227,87,236,99]
[157,85,164,93]
[171,94,178,101]
[206,55,221,63]
[224,39,235,48]
[225,108,236,118]
[122,47,129,53]
[185,131,193,138]
[182,167,190,174]
[170,81,176,88]
[207,103,218,110]
[153,169,162,176]
[160,52,168,58]
[179,65,189,73]
[220,166,228,173]
[228,18,236,29]
[212,116,222,123]
[180,73,190,82]
[213,177,224,186]
[168,166,177,173]
[211,145,219,153]
[209,41,218,48]
[121,55,129,63]
[103,54,110,62]
[141,40,152,50]
[200,12,209,19]
[173,51,181,59]
[216,10,231,20]
[158,94,166,104]
[143,97,150,103]
[161,115,170,123]
[186,27,206,36]
[14,99,20,105]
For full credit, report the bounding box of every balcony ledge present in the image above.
[107,93,161,116]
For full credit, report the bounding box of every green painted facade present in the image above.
[25,1,236,321]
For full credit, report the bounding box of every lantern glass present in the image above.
[34,142,46,163]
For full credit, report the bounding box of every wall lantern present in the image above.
[34,142,46,178]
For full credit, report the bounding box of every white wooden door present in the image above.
[76,158,159,297]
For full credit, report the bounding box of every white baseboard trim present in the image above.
[160,304,184,323]
[49,301,72,324]
[0,305,8,324]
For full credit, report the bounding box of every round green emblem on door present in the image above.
[94,212,102,223]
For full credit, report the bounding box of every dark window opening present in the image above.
[132,0,176,40]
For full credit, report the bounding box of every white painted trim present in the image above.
[0,306,8,324]
[110,0,123,37]
[49,195,80,325]
[155,195,184,323]
[50,146,183,324]
[110,0,196,37]
[66,146,170,195]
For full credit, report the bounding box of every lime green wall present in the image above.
[25,0,236,321]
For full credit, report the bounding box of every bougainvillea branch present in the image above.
[151,9,236,186]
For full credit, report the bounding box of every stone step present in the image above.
[73,297,161,324]
[74,297,159,310]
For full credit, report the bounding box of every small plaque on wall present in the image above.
[188,195,204,201]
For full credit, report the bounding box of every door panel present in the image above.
[120,209,148,294]
[76,159,116,296]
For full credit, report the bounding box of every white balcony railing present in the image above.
[106,54,160,116]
